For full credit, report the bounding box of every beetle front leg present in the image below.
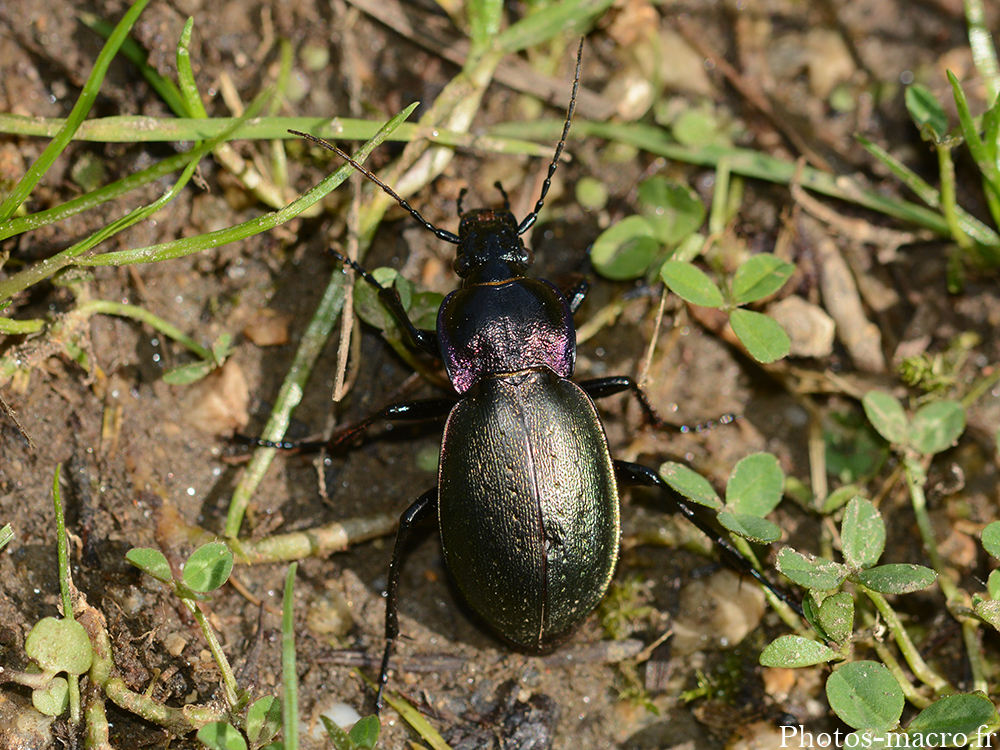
[613,460,799,612]
[376,487,439,713]
[333,251,440,357]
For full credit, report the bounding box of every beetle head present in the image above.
[453,208,535,284]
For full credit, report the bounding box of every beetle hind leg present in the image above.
[376,487,439,713]
[613,460,800,614]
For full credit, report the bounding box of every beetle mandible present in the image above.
[290,40,790,711]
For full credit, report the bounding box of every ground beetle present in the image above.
[288,41,790,711]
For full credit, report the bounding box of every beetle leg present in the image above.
[377,487,439,713]
[613,460,800,613]
[578,376,737,434]
[332,251,441,358]
[578,376,667,427]
[564,278,589,314]
[236,398,456,453]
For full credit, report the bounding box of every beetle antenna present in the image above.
[517,37,584,236]
[494,181,511,210]
[289,129,461,245]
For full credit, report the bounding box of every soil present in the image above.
[2,0,1000,749]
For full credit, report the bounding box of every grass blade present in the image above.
[0,90,274,301]
[948,70,1000,228]
[0,0,154,221]
[965,0,1000,106]
[78,10,188,116]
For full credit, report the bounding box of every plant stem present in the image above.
[77,300,213,359]
[868,633,932,708]
[80,607,113,750]
[936,143,973,250]
[281,563,299,750]
[105,677,223,733]
[184,598,241,708]
[0,318,44,334]
[862,585,951,693]
[903,455,959,602]
[963,619,988,694]
[51,463,83,725]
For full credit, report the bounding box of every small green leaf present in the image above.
[908,400,966,455]
[905,693,999,743]
[162,358,216,385]
[322,716,352,750]
[182,542,234,593]
[759,635,839,668]
[905,84,949,142]
[658,462,722,509]
[348,715,381,748]
[731,254,795,304]
[826,411,890,484]
[672,105,727,148]
[408,290,446,331]
[660,260,724,307]
[32,676,69,716]
[801,591,824,633]
[717,511,781,544]
[354,268,412,331]
[197,721,248,750]
[822,484,861,514]
[212,332,233,365]
[973,594,1000,632]
[25,618,93,676]
[246,696,282,745]
[841,497,885,570]
[729,308,790,363]
[590,216,660,280]
[855,564,936,594]
[862,392,908,444]
[818,592,855,646]
[776,549,847,591]
[826,661,904,730]
[982,522,1000,561]
[575,176,609,211]
[989,569,1000,600]
[725,452,784,517]
[636,177,706,245]
[126,547,174,583]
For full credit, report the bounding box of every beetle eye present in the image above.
[453,254,469,276]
